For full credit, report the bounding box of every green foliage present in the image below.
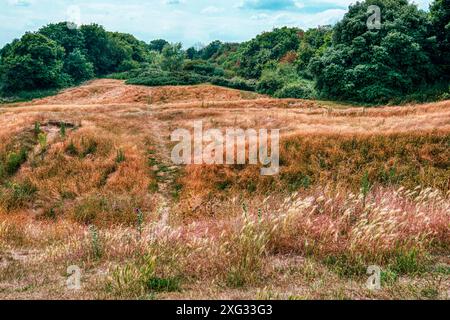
[209,77,256,91]
[256,69,284,95]
[236,27,303,79]
[0,33,67,92]
[34,122,41,136]
[89,225,102,259]
[183,60,225,77]
[429,0,450,77]
[161,43,185,72]
[65,141,78,156]
[5,149,27,176]
[126,69,207,86]
[38,133,47,151]
[63,49,94,83]
[1,0,449,103]
[360,170,371,207]
[149,39,169,53]
[117,59,141,72]
[274,81,316,99]
[60,122,66,138]
[310,0,439,103]
[257,64,314,98]
[38,22,85,55]
[115,149,126,164]
[296,26,333,76]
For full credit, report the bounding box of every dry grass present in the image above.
[0,79,448,300]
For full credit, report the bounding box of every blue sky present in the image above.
[0,0,434,48]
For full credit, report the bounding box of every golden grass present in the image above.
[0,79,448,299]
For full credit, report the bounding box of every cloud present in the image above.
[7,0,32,7]
[0,0,435,49]
[201,6,224,14]
[164,0,184,5]
[239,0,297,11]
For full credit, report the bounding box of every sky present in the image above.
[0,0,434,48]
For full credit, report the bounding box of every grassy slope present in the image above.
[0,80,449,299]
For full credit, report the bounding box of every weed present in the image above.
[360,171,371,208]
[60,122,66,138]
[115,149,126,164]
[390,250,424,275]
[34,122,41,135]
[5,149,27,176]
[136,208,144,239]
[381,269,399,286]
[65,141,78,156]
[80,138,97,158]
[38,133,47,151]
[89,225,102,259]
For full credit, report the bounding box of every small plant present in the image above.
[80,138,97,158]
[136,208,144,239]
[5,149,27,176]
[89,225,102,259]
[34,122,41,135]
[60,122,66,138]
[115,149,126,164]
[38,132,47,151]
[360,170,371,208]
[381,269,399,287]
[65,141,78,156]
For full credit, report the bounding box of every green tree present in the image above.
[429,0,450,77]
[0,33,67,92]
[80,24,129,75]
[38,22,85,55]
[63,49,94,83]
[310,0,436,102]
[296,26,332,76]
[236,27,303,79]
[198,40,223,60]
[161,43,185,72]
[149,39,169,53]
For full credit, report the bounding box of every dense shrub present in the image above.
[274,81,316,99]
[183,60,225,77]
[210,77,256,91]
[256,70,284,95]
[125,68,257,91]
[126,70,208,86]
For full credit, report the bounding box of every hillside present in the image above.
[0,80,448,299]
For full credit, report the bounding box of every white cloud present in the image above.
[201,6,224,14]
[0,0,435,48]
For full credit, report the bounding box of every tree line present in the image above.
[0,0,448,104]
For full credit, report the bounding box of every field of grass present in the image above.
[0,79,448,300]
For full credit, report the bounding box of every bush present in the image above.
[183,60,225,77]
[256,70,284,95]
[5,149,27,176]
[210,77,257,91]
[117,60,141,72]
[274,82,316,99]
[126,70,207,86]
